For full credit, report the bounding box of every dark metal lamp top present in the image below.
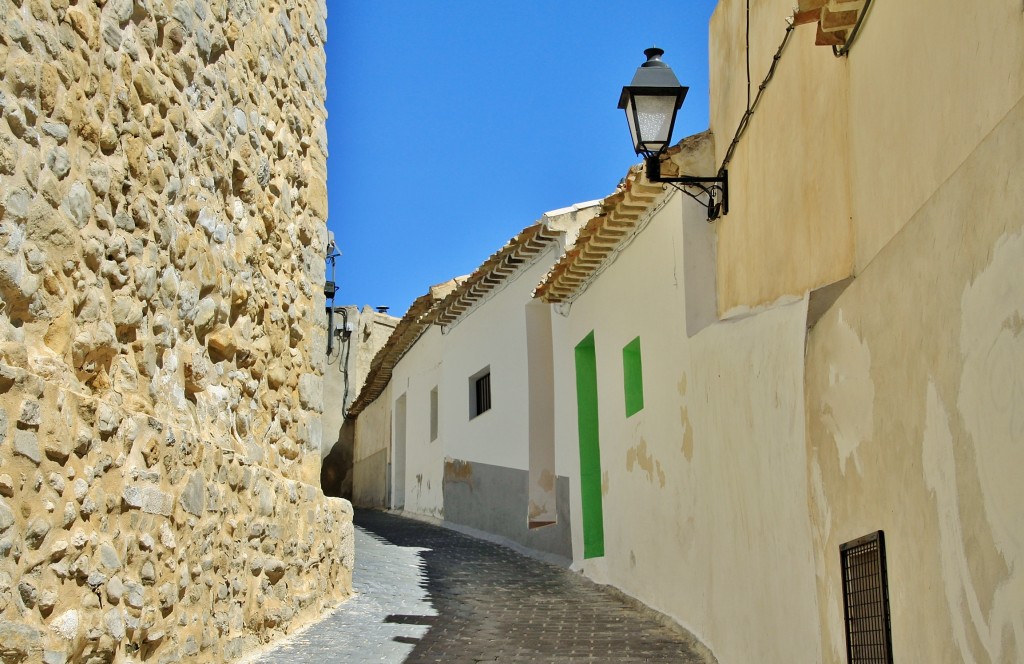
[618,47,689,157]
[617,47,688,112]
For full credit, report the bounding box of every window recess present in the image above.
[469,367,491,419]
[622,337,644,417]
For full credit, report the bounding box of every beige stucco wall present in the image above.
[352,382,391,509]
[321,306,397,499]
[805,94,1024,664]
[322,306,398,458]
[0,1,352,660]
[553,188,821,664]
[847,0,1024,271]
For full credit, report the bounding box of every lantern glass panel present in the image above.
[625,98,641,153]
[630,94,677,152]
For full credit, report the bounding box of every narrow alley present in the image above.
[247,510,713,663]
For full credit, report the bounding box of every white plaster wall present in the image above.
[552,191,821,664]
[389,326,445,518]
[440,249,562,472]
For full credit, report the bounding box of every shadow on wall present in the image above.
[322,418,355,500]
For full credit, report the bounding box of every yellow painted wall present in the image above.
[709,0,1024,315]
[710,0,854,315]
[805,96,1024,663]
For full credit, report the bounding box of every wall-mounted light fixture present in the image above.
[325,232,340,355]
[619,47,728,220]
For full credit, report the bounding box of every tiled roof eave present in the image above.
[426,221,561,326]
[534,149,687,303]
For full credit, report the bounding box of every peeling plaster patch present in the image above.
[953,231,1024,662]
[443,459,474,491]
[1004,311,1024,336]
[808,459,832,545]
[823,583,846,662]
[677,373,687,396]
[625,438,657,484]
[959,230,1024,558]
[680,406,694,461]
[819,310,874,475]
[537,469,555,493]
[808,454,844,655]
[923,380,999,662]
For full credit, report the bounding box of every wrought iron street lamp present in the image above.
[619,47,729,220]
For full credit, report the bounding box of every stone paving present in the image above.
[247,509,714,663]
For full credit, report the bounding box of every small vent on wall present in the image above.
[840,530,893,664]
[429,386,439,441]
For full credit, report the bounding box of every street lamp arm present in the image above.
[644,155,729,221]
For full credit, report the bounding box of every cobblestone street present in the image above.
[248,509,712,663]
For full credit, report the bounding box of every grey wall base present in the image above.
[443,458,572,560]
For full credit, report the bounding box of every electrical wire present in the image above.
[718,0,874,173]
[718,15,796,176]
[746,0,751,112]
[340,308,351,410]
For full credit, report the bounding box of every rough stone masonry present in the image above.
[0,0,353,661]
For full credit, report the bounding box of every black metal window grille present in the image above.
[840,530,893,664]
[473,373,491,417]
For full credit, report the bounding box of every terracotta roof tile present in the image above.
[346,279,462,418]
[426,222,562,327]
[347,202,598,415]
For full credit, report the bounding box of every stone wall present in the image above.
[0,0,352,661]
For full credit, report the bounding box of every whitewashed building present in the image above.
[349,204,598,561]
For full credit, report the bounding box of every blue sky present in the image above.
[326,1,719,316]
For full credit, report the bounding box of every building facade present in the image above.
[349,205,598,561]
[349,0,1023,662]
[321,305,398,500]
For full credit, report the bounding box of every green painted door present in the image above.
[574,332,604,558]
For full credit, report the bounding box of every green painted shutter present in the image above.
[623,337,644,417]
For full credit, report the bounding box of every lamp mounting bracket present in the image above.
[645,155,728,221]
